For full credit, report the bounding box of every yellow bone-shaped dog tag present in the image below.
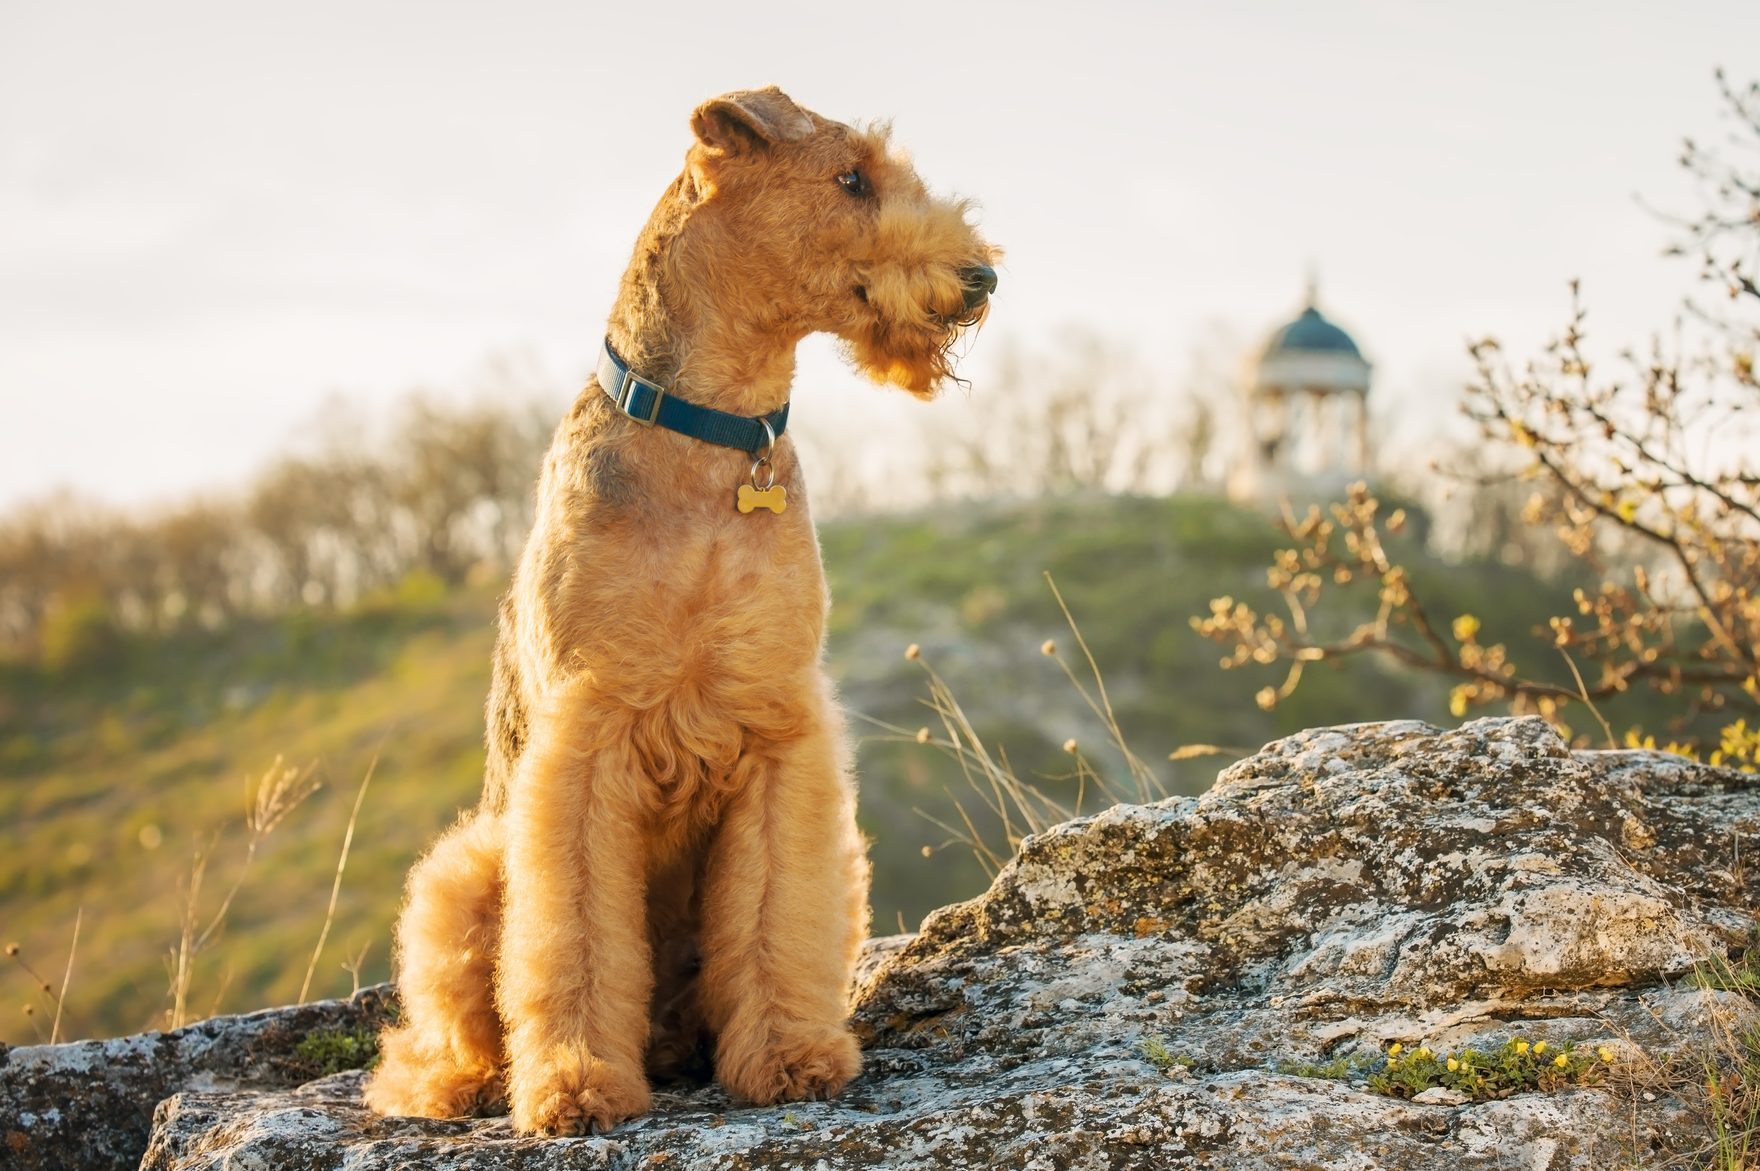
[736,484,787,514]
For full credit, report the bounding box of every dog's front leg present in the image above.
[497,685,654,1136]
[698,689,869,1105]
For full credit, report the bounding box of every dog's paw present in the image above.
[512,1061,651,1137]
[646,1023,714,1086]
[365,1063,503,1119]
[718,1027,861,1106]
[363,1034,504,1120]
[467,1070,508,1115]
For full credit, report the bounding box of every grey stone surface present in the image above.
[0,984,395,1171]
[12,717,1758,1169]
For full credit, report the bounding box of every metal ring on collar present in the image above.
[751,416,778,462]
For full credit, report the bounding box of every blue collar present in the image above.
[597,340,790,455]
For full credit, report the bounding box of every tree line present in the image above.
[2,331,1241,667]
[0,395,558,666]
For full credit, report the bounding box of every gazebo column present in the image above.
[1352,395,1370,475]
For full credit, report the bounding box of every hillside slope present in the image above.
[0,492,1610,1043]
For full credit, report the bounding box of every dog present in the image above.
[363,85,998,1136]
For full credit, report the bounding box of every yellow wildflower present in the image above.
[1553,1054,1569,1068]
[1387,1043,1402,1057]
[1532,1040,1547,1055]
[1446,1058,1459,1072]
[1515,1041,1529,1054]
[1596,1046,1614,1063]
[1452,614,1481,643]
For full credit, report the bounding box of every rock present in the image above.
[0,985,396,1171]
[23,718,1760,1169]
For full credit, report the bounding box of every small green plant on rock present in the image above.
[1693,931,1760,997]
[1275,1053,1376,1081]
[1368,1038,1607,1101]
[1140,1035,1177,1071]
[292,1025,380,1077]
[1140,1035,1195,1074]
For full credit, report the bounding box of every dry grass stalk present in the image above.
[167,849,207,1030]
[341,942,373,998]
[1040,572,1162,803]
[167,756,320,1028]
[51,908,79,1044]
[1600,945,1760,1170]
[6,936,69,1042]
[878,577,1174,877]
[299,754,377,1003]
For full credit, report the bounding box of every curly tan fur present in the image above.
[362,86,997,1137]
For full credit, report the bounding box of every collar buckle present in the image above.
[616,369,666,426]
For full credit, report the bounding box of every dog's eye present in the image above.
[836,169,871,198]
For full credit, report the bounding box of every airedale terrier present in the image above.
[363,86,998,1136]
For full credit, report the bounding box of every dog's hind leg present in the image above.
[364,812,506,1118]
[698,683,869,1106]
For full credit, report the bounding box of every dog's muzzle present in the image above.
[959,264,998,311]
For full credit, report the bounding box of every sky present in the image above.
[2,0,1756,511]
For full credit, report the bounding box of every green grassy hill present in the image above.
[0,491,1623,1044]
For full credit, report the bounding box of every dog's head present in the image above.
[672,86,999,398]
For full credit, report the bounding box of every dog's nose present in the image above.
[959,264,998,310]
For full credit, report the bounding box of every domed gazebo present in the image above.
[1229,284,1372,503]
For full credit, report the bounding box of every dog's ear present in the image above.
[691,87,813,156]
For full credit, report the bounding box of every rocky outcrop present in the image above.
[0,984,396,1171]
[11,717,1758,1169]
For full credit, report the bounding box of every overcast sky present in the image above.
[2,1,1755,510]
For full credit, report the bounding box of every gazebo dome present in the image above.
[1252,293,1371,399]
[1262,305,1363,361]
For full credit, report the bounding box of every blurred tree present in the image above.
[151,501,244,627]
[385,395,553,585]
[1193,72,1760,765]
[925,329,1220,500]
[0,365,563,658]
